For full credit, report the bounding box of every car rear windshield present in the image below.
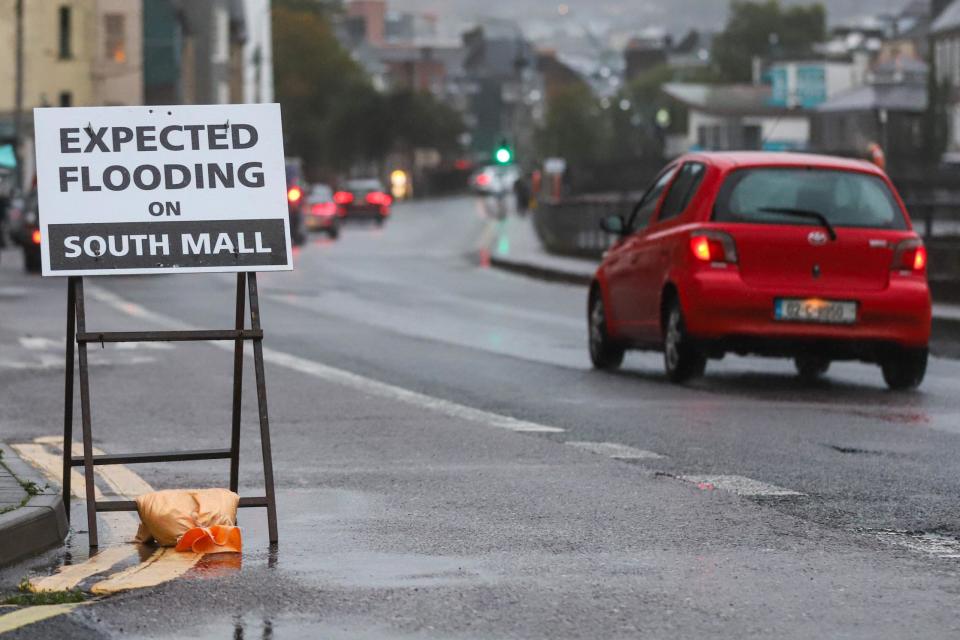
[347,180,384,193]
[713,168,907,230]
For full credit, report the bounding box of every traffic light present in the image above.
[494,139,513,165]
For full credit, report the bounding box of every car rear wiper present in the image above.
[758,207,837,241]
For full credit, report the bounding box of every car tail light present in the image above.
[476,173,491,187]
[334,191,354,205]
[31,229,41,245]
[311,203,335,217]
[365,192,392,206]
[287,186,302,203]
[690,231,738,264]
[892,238,927,273]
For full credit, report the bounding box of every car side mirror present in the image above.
[600,215,626,235]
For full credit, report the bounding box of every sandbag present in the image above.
[135,488,240,547]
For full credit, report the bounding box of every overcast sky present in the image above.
[389,0,914,35]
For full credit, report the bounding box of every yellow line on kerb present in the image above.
[0,603,84,635]
[0,437,207,634]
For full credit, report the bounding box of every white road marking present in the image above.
[679,475,804,497]
[872,531,960,559]
[86,285,565,434]
[0,354,157,371]
[565,441,664,460]
[19,337,62,350]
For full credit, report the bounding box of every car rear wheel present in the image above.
[881,348,927,391]
[588,292,624,370]
[327,225,340,240]
[663,299,706,383]
[795,355,830,382]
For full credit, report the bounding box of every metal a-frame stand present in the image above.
[62,273,278,547]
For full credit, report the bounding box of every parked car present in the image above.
[285,159,307,246]
[304,184,340,239]
[588,152,931,390]
[6,190,41,272]
[334,179,392,226]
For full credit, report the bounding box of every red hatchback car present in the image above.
[588,152,932,390]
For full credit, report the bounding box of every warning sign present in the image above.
[34,104,292,276]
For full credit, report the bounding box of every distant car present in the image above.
[471,165,519,195]
[285,160,307,246]
[6,191,41,273]
[335,179,392,226]
[588,152,932,390]
[304,184,340,239]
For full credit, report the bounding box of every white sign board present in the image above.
[544,157,567,175]
[34,104,292,276]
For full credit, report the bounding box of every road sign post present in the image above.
[36,104,291,547]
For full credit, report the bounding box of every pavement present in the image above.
[0,444,68,567]
[2,196,960,638]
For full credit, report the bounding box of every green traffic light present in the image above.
[495,147,512,164]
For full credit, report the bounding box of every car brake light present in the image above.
[892,238,926,272]
[476,173,491,187]
[365,192,392,206]
[31,229,41,245]
[690,231,737,264]
[287,186,302,203]
[311,203,334,216]
[334,191,354,205]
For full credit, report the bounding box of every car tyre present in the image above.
[663,298,706,383]
[881,348,927,391]
[327,226,340,240]
[588,291,624,370]
[795,355,830,382]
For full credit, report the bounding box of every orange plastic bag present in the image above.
[175,525,242,553]
[135,488,240,547]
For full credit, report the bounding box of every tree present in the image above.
[272,3,464,177]
[711,0,825,82]
[535,85,609,164]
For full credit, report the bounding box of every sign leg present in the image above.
[247,273,278,544]
[74,278,99,547]
[230,274,246,493]
[62,277,77,521]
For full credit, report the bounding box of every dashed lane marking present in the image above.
[0,604,84,634]
[565,441,665,460]
[86,284,565,434]
[19,336,173,352]
[872,531,960,559]
[679,474,805,497]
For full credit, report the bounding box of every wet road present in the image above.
[3,196,960,638]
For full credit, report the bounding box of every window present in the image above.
[59,91,72,107]
[628,166,678,233]
[713,168,907,230]
[58,6,72,59]
[658,163,706,222]
[104,14,126,62]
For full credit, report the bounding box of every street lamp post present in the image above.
[13,0,24,190]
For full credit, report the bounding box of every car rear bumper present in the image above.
[305,215,336,230]
[679,268,931,351]
[339,205,388,219]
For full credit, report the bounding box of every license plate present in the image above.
[774,298,857,324]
